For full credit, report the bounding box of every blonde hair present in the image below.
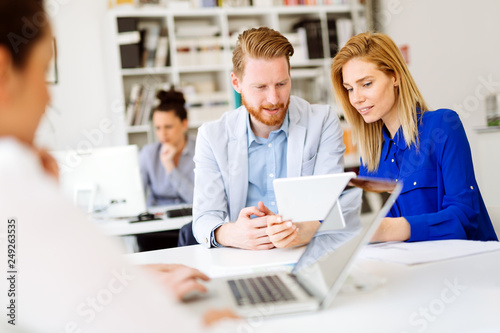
[232,27,294,79]
[331,32,428,171]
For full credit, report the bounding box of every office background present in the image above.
[36,0,500,207]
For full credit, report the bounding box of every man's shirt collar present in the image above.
[247,112,289,147]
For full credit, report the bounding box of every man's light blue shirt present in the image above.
[210,114,289,247]
[245,113,289,213]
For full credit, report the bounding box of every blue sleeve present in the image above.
[406,110,479,241]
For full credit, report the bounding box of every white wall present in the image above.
[378,0,500,205]
[36,0,127,151]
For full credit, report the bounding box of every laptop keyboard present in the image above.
[227,275,297,306]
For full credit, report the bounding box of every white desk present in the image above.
[127,242,500,332]
[93,205,192,252]
[92,204,191,236]
[128,244,306,277]
[94,215,192,237]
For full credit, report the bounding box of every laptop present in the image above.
[183,177,402,317]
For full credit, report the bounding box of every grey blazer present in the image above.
[192,95,346,247]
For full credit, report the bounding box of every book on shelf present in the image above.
[335,18,354,50]
[219,0,251,6]
[285,29,309,64]
[126,82,171,127]
[125,84,142,126]
[142,82,170,125]
[117,17,169,69]
[292,19,324,59]
[138,0,161,4]
[138,85,154,125]
[327,18,339,58]
[202,0,217,6]
[117,17,142,69]
[279,0,349,6]
[133,84,146,126]
[138,20,161,68]
[154,27,169,68]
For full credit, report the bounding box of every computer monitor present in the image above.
[52,145,146,218]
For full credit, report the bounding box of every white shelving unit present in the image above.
[105,2,368,149]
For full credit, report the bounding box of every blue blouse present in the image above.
[139,136,195,207]
[359,109,497,242]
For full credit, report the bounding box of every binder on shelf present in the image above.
[293,19,324,60]
[117,18,142,69]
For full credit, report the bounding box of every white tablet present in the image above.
[273,172,356,224]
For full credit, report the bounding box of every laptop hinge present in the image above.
[289,273,318,299]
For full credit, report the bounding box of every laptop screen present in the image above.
[291,177,402,308]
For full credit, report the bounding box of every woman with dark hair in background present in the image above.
[139,86,195,207]
[137,87,196,250]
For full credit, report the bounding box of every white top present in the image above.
[0,138,203,332]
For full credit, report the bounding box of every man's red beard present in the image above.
[242,94,290,127]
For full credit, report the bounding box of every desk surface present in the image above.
[127,242,500,333]
[93,205,192,236]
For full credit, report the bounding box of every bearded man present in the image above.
[192,27,346,250]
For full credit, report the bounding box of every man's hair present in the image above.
[331,31,428,171]
[0,0,48,68]
[232,27,294,79]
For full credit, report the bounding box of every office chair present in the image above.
[177,221,199,246]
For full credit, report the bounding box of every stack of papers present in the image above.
[359,240,500,265]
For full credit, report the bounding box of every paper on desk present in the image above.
[359,239,500,265]
[208,246,305,278]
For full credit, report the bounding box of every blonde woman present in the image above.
[331,32,497,242]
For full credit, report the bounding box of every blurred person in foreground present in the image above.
[0,1,238,331]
